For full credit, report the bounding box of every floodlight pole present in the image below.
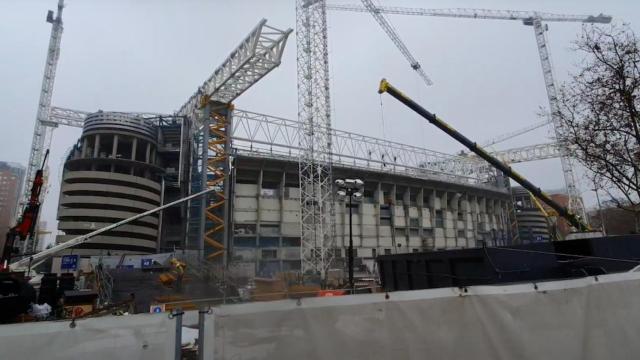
[336,178,363,292]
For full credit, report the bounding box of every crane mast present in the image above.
[297,0,336,278]
[22,0,65,254]
[528,18,586,221]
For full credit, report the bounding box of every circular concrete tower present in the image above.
[56,111,163,255]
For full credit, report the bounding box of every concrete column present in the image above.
[390,184,397,253]
[131,137,138,161]
[145,142,151,163]
[279,170,285,271]
[470,195,478,243]
[111,134,118,158]
[93,134,100,158]
[256,168,263,272]
[81,136,89,158]
[374,182,382,251]
[463,193,470,248]
[403,188,410,251]
[417,188,424,249]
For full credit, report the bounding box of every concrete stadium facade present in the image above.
[229,155,513,276]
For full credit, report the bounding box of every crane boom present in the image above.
[359,0,432,86]
[327,4,611,23]
[176,19,292,124]
[378,78,590,232]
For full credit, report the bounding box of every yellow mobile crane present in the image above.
[378,79,591,233]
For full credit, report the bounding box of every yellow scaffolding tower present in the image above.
[199,99,232,263]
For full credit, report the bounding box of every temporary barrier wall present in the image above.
[3,271,640,359]
[210,271,640,359]
[0,312,176,360]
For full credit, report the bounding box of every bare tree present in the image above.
[556,24,640,232]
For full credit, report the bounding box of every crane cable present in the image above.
[379,93,387,140]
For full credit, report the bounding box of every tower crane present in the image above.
[358,0,432,86]
[326,3,612,221]
[21,0,65,254]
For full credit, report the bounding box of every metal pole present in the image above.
[594,187,607,235]
[173,308,183,360]
[200,110,210,258]
[348,193,354,291]
[223,109,233,270]
[197,308,206,360]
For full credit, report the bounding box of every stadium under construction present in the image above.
[8,0,607,283]
[53,108,515,279]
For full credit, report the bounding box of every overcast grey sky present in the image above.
[1,0,638,246]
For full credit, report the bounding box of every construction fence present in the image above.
[2,271,640,359]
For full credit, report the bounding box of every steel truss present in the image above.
[296,0,336,277]
[47,106,563,183]
[176,19,292,124]
[231,109,488,184]
[326,4,611,23]
[491,142,561,163]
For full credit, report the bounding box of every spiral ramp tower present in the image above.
[56,111,163,255]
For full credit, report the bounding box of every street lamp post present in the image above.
[335,178,364,292]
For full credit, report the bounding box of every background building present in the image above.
[589,205,638,235]
[0,161,25,257]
